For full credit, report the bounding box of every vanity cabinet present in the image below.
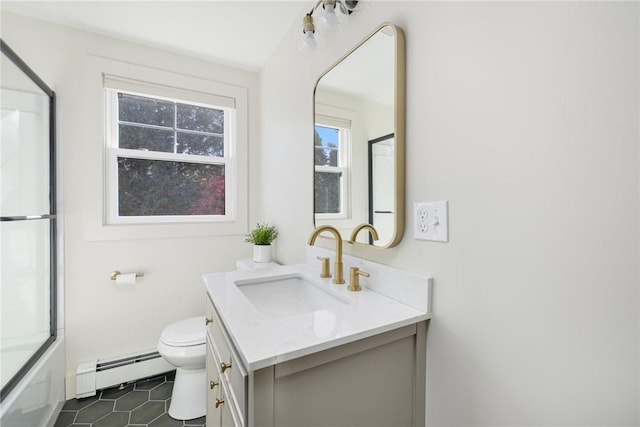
[205,295,427,427]
[206,340,237,427]
[206,296,247,427]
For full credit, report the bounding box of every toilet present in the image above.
[157,316,206,420]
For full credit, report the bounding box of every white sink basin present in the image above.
[235,273,349,316]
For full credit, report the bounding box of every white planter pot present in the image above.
[253,245,272,263]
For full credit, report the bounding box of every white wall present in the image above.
[1,12,258,398]
[260,2,639,425]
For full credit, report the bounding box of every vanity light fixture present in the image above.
[299,14,318,53]
[316,0,343,35]
[296,0,364,54]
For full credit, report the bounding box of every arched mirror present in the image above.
[313,23,405,248]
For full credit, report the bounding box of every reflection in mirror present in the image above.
[368,133,394,245]
[314,23,405,248]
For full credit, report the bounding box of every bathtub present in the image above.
[0,331,65,427]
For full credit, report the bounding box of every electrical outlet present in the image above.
[414,201,448,242]
[416,205,428,220]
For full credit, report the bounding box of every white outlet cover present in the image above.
[414,201,448,242]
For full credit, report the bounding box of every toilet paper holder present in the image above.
[110,271,144,280]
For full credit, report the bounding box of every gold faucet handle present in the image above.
[348,267,370,291]
[316,256,331,278]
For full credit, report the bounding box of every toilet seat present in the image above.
[160,316,205,347]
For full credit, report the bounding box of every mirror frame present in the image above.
[313,22,405,249]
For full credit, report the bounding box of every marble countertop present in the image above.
[203,262,431,372]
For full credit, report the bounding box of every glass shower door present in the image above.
[0,40,57,402]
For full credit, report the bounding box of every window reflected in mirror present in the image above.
[314,118,350,217]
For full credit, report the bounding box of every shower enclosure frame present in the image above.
[0,39,57,403]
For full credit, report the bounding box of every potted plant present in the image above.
[245,222,278,262]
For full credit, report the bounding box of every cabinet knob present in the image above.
[215,398,224,408]
[220,361,231,373]
[209,380,219,389]
[205,317,213,325]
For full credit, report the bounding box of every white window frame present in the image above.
[104,76,237,225]
[314,114,351,220]
[83,56,248,241]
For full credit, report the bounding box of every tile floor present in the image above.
[54,371,206,427]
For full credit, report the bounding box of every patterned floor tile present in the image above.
[134,376,166,391]
[92,411,130,427]
[75,401,115,423]
[101,384,135,400]
[184,415,206,427]
[149,383,172,401]
[148,413,183,427]
[53,371,204,427]
[62,395,99,411]
[53,411,77,427]
[129,401,165,424]
[115,391,150,412]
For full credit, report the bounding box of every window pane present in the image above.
[314,125,339,166]
[177,132,224,157]
[119,124,174,152]
[314,171,342,214]
[314,147,339,167]
[118,158,225,216]
[118,93,174,127]
[177,103,224,134]
[315,126,339,148]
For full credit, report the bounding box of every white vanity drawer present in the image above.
[224,349,247,425]
[206,340,222,420]
[206,296,247,426]
[220,371,244,427]
[206,300,229,364]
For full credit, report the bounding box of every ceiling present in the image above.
[1,1,309,71]
[2,1,391,105]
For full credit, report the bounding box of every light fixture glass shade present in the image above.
[317,2,343,35]
[296,14,320,54]
[298,29,318,53]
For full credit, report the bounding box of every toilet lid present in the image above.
[160,316,205,346]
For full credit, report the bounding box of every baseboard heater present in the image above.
[76,350,173,398]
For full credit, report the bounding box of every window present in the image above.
[314,115,350,218]
[105,76,237,224]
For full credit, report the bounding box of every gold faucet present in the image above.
[349,223,380,244]
[308,225,344,284]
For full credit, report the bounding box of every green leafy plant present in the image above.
[245,223,278,245]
